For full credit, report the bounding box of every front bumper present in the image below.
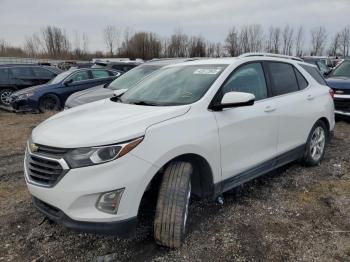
[334,94,350,117]
[25,151,159,225]
[33,197,137,236]
[10,98,38,112]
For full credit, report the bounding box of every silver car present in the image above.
[65,59,196,108]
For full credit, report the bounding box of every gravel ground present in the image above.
[0,111,349,262]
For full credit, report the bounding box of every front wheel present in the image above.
[154,161,192,248]
[302,120,328,166]
[39,94,60,112]
[0,88,14,106]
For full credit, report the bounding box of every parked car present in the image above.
[0,64,62,106]
[24,54,334,248]
[92,60,142,72]
[9,68,121,112]
[326,60,350,118]
[65,59,196,108]
[302,56,332,76]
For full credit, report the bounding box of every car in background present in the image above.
[92,60,142,72]
[326,60,350,118]
[302,56,332,77]
[9,68,121,112]
[0,64,62,106]
[65,59,196,109]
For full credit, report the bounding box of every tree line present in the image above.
[0,24,349,60]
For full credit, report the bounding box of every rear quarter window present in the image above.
[300,64,327,86]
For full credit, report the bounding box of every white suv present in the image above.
[25,53,335,248]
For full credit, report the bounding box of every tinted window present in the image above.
[332,61,350,77]
[32,67,55,78]
[294,68,308,90]
[300,64,327,85]
[220,63,267,101]
[91,70,110,79]
[10,67,33,78]
[0,68,9,82]
[68,71,90,82]
[268,62,299,96]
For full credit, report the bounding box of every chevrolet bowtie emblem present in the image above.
[30,143,39,152]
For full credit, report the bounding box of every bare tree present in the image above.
[167,29,189,57]
[41,26,70,58]
[103,25,120,56]
[282,25,294,55]
[24,34,42,57]
[188,36,206,57]
[266,26,281,54]
[225,27,239,56]
[214,42,224,57]
[328,33,341,56]
[339,27,350,57]
[310,26,327,56]
[82,33,89,55]
[295,26,304,57]
[247,24,264,52]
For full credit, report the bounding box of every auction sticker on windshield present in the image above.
[193,68,223,75]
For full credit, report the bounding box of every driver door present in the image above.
[213,62,278,188]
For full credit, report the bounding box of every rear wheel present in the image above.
[0,88,14,106]
[39,94,60,112]
[302,120,328,166]
[154,161,192,248]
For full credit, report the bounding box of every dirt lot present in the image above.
[0,110,349,262]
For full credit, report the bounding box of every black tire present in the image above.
[39,94,60,112]
[0,88,14,106]
[301,120,328,166]
[154,161,192,248]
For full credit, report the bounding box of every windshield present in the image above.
[108,65,160,90]
[121,64,227,106]
[47,71,71,84]
[332,61,350,77]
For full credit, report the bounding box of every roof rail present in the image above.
[238,53,303,62]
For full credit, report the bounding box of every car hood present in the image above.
[13,84,53,95]
[326,77,350,90]
[65,85,114,107]
[32,99,191,148]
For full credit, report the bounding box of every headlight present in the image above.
[65,137,143,168]
[17,92,34,100]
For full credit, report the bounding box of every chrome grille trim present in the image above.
[25,142,70,187]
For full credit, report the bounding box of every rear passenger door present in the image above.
[266,62,311,156]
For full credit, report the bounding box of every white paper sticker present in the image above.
[193,68,222,75]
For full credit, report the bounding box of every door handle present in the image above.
[306,94,314,101]
[264,105,276,113]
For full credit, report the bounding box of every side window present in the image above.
[10,67,34,78]
[68,71,90,82]
[32,67,55,78]
[0,68,9,83]
[268,62,299,96]
[91,70,110,79]
[300,64,327,85]
[219,63,268,101]
[294,68,308,90]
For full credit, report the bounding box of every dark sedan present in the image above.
[326,60,350,118]
[10,68,122,112]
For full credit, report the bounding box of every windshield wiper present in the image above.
[128,100,159,106]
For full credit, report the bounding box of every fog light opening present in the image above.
[96,188,124,214]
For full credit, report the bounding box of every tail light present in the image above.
[329,89,334,98]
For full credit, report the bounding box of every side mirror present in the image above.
[211,92,255,111]
[113,88,128,97]
[63,79,73,86]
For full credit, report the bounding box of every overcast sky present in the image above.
[1,0,349,52]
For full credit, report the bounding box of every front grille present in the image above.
[34,144,69,159]
[334,99,350,112]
